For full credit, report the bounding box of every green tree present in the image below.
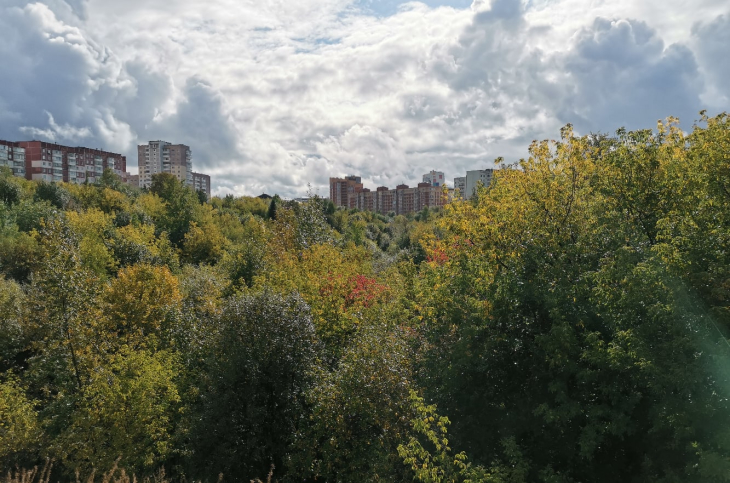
[0,375,41,471]
[187,291,320,481]
[33,181,70,210]
[267,195,280,221]
[26,218,101,392]
[150,173,201,247]
[293,321,415,482]
[0,168,21,206]
[0,276,27,373]
[51,348,182,475]
[416,119,730,482]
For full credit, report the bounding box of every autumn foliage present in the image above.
[2,114,730,482]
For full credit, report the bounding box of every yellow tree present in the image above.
[101,263,183,350]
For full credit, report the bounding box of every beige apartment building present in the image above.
[138,141,192,188]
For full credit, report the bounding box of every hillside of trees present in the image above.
[1,113,730,482]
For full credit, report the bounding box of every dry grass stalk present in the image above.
[249,464,274,483]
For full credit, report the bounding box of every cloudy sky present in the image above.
[0,0,728,197]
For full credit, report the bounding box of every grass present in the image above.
[3,460,275,483]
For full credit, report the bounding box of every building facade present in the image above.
[330,173,450,215]
[122,172,139,187]
[138,141,192,188]
[329,176,363,209]
[0,140,126,184]
[465,169,494,199]
[422,170,445,187]
[0,141,26,178]
[192,172,211,198]
[453,169,496,199]
[453,176,466,198]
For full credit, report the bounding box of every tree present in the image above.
[292,321,415,482]
[51,348,182,475]
[101,263,183,350]
[26,218,102,393]
[33,182,70,210]
[187,291,320,481]
[0,168,21,206]
[149,173,201,247]
[0,277,27,373]
[0,375,41,471]
[181,222,228,265]
[416,119,730,481]
[267,194,280,221]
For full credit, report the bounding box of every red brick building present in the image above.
[329,175,363,209]
[16,141,126,183]
[330,173,451,216]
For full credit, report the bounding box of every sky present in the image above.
[0,0,728,197]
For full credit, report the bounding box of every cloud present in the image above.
[0,3,141,154]
[0,0,726,197]
[20,111,92,141]
[562,17,703,132]
[691,11,730,108]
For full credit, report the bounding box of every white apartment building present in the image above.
[464,169,494,199]
[0,143,26,178]
[422,170,446,187]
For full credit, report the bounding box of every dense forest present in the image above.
[1,113,730,482]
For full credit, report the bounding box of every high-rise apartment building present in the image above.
[465,169,494,199]
[0,141,26,178]
[0,140,126,183]
[453,169,495,199]
[138,141,192,188]
[329,175,363,209]
[422,170,445,187]
[453,177,466,198]
[192,172,211,198]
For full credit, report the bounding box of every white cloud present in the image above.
[20,111,92,142]
[0,0,727,196]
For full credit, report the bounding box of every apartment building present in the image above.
[138,141,192,188]
[0,140,126,183]
[453,170,495,199]
[329,175,363,209]
[465,169,494,199]
[376,186,396,214]
[422,170,445,187]
[453,177,466,198]
[330,172,450,215]
[0,141,26,178]
[192,172,211,198]
[122,173,139,187]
